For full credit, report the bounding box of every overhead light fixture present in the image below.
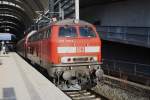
[5,28,10,31]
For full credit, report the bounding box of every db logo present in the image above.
[76,47,85,53]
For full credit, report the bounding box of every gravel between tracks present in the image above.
[93,84,149,100]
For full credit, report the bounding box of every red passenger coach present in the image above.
[18,19,102,90]
[17,31,37,57]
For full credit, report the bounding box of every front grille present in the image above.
[73,57,88,62]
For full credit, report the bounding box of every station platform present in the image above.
[0,52,70,100]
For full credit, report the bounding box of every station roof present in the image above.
[0,0,125,38]
[53,19,93,26]
[0,0,48,38]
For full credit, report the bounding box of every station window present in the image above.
[79,27,96,37]
[59,27,77,37]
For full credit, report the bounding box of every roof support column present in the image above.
[49,0,54,17]
[59,2,62,19]
[75,0,79,20]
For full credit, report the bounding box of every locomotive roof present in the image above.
[53,19,93,26]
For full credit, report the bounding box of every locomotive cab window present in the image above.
[59,27,77,37]
[79,27,96,37]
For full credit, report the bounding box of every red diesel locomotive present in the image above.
[17,19,102,90]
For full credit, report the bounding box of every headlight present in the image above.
[89,57,98,62]
[93,57,98,61]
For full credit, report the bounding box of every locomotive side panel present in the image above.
[40,27,52,68]
[49,25,60,65]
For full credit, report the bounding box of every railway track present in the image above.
[64,89,109,100]
[25,57,150,99]
[63,75,150,100]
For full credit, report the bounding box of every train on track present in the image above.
[17,19,103,90]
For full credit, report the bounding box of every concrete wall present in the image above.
[80,0,150,27]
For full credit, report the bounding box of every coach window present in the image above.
[37,33,40,40]
[34,34,37,41]
[32,35,35,41]
[48,29,51,37]
[33,34,35,40]
[42,32,45,39]
[31,36,33,41]
[59,27,77,37]
[46,29,51,38]
[29,37,31,42]
[37,33,39,40]
[31,37,33,41]
[35,34,38,41]
[32,35,34,41]
[39,33,43,40]
[43,31,47,39]
[37,34,40,40]
[79,27,96,37]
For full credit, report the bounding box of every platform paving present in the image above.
[0,52,71,100]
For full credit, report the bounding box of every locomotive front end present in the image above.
[49,20,102,90]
